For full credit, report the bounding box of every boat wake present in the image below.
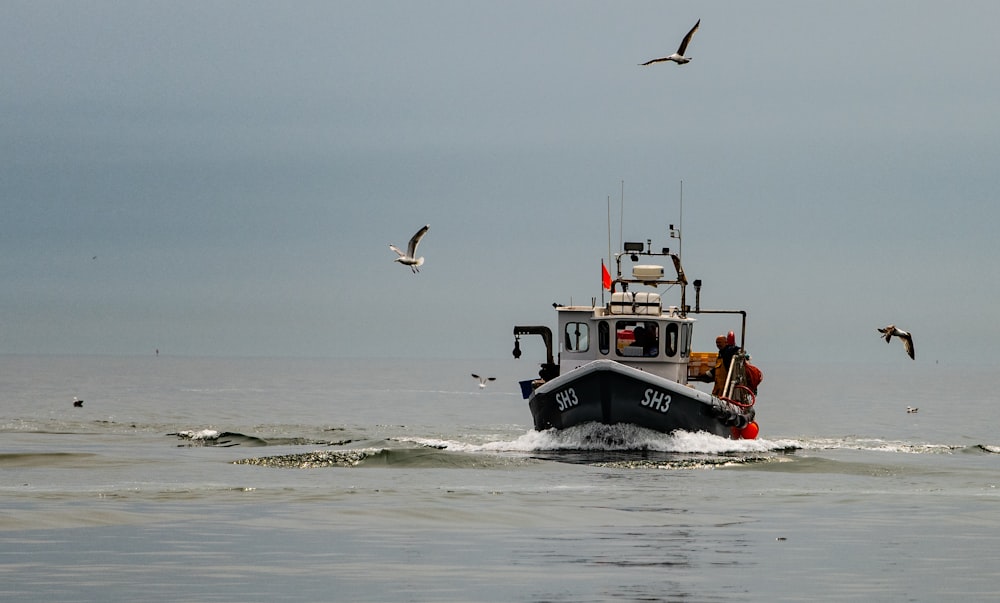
[790,436,968,455]
[176,422,1000,470]
[90,422,1000,457]
[375,425,786,471]
[402,423,790,454]
[393,426,1000,467]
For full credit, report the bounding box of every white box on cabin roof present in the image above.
[633,265,664,280]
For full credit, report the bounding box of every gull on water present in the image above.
[389,224,430,273]
[640,19,700,66]
[472,374,496,389]
[877,324,915,360]
[73,397,83,407]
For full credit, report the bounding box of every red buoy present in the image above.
[740,421,759,440]
[727,330,736,346]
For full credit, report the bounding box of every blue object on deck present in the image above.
[518,380,534,399]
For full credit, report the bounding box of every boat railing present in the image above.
[723,353,755,407]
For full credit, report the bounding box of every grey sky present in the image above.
[2,1,998,363]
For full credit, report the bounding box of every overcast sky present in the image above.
[2,1,998,365]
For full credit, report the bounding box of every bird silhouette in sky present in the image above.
[389,224,430,273]
[640,19,700,66]
[877,324,915,360]
[472,374,496,389]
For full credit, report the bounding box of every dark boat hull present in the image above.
[527,359,752,437]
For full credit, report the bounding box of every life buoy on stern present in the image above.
[739,421,759,439]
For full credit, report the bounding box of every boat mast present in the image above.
[619,180,624,254]
[670,180,683,262]
[678,180,683,261]
[604,195,611,306]
[672,180,685,313]
[606,195,612,265]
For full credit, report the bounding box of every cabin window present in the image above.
[598,321,610,355]
[615,321,659,358]
[664,322,679,357]
[679,323,691,358]
[564,322,589,352]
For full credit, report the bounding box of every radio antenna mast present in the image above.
[619,180,624,253]
[670,180,683,260]
[606,195,612,266]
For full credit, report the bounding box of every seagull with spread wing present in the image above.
[877,324,915,360]
[640,19,700,66]
[472,374,496,389]
[389,224,430,273]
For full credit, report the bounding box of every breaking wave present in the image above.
[169,429,351,448]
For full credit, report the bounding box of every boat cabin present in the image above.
[557,294,695,382]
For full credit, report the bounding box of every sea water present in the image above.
[1,355,998,602]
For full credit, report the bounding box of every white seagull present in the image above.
[472,374,496,389]
[877,324,915,360]
[389,224,430,273]
[640,19,700,66]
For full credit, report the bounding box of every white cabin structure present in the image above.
[556,294,695,382]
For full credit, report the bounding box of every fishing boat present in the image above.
[512,235,761,439]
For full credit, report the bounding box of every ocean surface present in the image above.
[2,354,998,602]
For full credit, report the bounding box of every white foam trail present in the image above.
[792,437,962,454]
[174,429,221,441]
[403,424,793,454]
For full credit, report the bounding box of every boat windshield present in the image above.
[615,321,659,358]
[564,322,589,352]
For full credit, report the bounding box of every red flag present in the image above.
[601,260,612,290]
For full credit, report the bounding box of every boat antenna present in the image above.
[619,179,624,253]
[606,195,612,267]
[670,180,683,261]
[604,194,612,305]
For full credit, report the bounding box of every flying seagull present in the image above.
[472,374,496,389]
[640,19,700,66]
[877,324,915,360]
[906,406,919,413]
[389,224,430,273]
